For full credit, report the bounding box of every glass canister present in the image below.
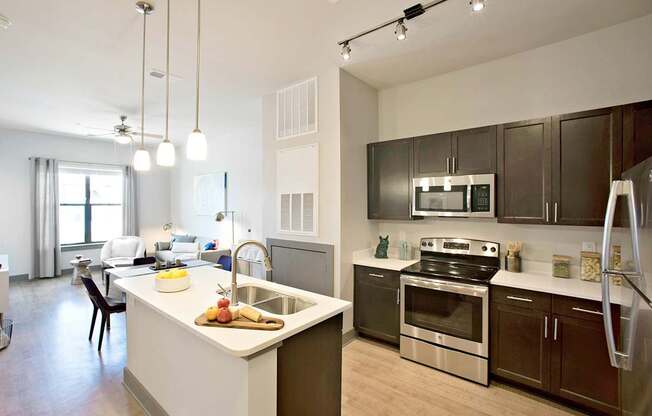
[552,255,572,278]
[580,251,601,282]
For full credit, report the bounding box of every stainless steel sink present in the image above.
[235,284,316,315]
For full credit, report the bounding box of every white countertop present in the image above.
[491,268,649,306]
[115,266,351,358]
[353,256,418,272]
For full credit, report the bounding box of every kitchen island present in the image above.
[115,266,351,416]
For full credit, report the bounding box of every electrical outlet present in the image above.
[582,242,597,252]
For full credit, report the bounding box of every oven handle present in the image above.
[401,275,488,298]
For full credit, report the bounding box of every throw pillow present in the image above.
[171,234,197,243]
[171,242,198,253]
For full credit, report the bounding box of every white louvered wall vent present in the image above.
[277,144,319,236]
[276,77,318,140]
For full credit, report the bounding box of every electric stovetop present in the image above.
[401,237,501,285]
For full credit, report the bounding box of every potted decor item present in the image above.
[374,236,389,259]
[505,241,522,273]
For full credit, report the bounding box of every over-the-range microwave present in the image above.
[412,174,495,218]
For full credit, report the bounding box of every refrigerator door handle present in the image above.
[601,180,641,370]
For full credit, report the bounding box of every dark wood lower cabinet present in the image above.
[550,314,620,415]
[354,266,400,345]
[490,302,550,391]
[491,288,620,416]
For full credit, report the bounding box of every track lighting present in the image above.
[337,0,453,57]
[470,0,485,12]
[395,19,407,40]
[341,42,351,60]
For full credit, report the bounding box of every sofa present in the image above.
[155,234,230,264]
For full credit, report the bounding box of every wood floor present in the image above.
[1,276,583,416]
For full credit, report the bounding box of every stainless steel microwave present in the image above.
[412,174,495,218]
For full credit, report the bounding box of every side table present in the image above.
[70,258,92,285]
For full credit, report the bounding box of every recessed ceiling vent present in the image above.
[149,68,182,81]
[276,77,318,140]
[0,14,11,30]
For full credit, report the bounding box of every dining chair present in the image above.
[80,276,126,351]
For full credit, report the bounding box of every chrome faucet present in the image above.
[231,240,273,306]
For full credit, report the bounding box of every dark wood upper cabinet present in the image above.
[497,118,552,224]
[413,132,452,177]
[623,100,652,171]
[367,139,413,220]
[551,107,623,226]
[452,125,497,175]
[354,266,400,345]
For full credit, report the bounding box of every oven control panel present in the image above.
[420,237,499,258]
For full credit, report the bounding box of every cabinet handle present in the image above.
[368,273,384,278]
[544,316,548,339]
[545,202,550,223]
[506,295,533,303]
[396,288,400,305]
[554,202,558,223]
[452,157,457,174]
[446,157,451,174]
[572,307,603,316]
[553,318,558,341]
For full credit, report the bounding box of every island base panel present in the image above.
[277,313,343,416]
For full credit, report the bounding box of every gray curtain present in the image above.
[123,166,138,236]
[32,158,61,278]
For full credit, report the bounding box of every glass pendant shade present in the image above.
[186,129,207,160]
[156,140,176,166]
[133,148,151,171]
[115,133,132,145]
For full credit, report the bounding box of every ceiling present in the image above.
[0,0,650,143]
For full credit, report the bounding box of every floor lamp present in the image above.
[215,211,235,248]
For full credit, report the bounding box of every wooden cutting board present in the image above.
[194,313,284,331]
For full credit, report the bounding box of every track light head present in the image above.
[470,0,485,12]
[395,19,407,41]
[341,42,351,60]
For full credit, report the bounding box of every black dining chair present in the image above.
[133,256,156,266]
[81,276,126,351]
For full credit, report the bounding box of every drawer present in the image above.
[492,286,551,312]
[354,265,400,289]
[553,295,618,322]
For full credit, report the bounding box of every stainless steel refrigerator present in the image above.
[602,157,652,416]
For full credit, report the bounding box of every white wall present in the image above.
[339,69,379,331]
[0,127,170,277]
[261,67,344,320]
[379,14,652,139]
[374,15,652,269]
[170,100,264,250]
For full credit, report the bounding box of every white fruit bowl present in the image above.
[155,275,191,293]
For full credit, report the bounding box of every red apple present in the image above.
[217,297,230,309]
[217,308,232,323]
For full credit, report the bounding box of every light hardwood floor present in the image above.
[1,276,583,416]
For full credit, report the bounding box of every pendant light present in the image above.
[186,0,207,160]
[156,0,176,167]
[133,2,153,172]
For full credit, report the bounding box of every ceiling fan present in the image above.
[81,115,163,144]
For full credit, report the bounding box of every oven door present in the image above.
[400,275,489,357]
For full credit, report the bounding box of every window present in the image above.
[58,164,123,245]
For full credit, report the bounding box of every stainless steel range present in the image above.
[400,237,500,385]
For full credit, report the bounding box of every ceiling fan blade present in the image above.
[84,132,114,137]
[132,131,164,139]
[78,125,114,132]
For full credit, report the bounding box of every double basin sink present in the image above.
[235,284,315,315]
